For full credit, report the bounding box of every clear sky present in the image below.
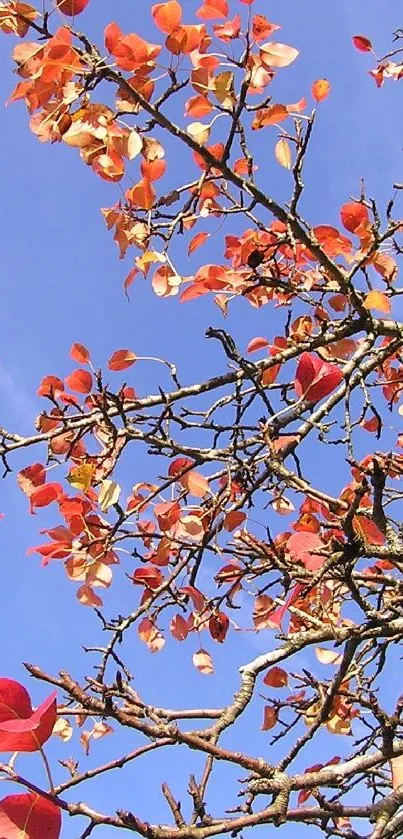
[0,1,402,836]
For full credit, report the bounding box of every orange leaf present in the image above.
[363,290,391,314]
[65,369,93,394]
[108,349,137,371]
[70,342,90,364]
[312,78,330,102]
[188,231,209,256]
[126,178,156,210]
[340,201,369,233]
[185,95,213,118]
[152,0,182,33]
[196,0,228,20]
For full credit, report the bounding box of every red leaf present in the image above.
[294,352,343,403]
[223,511,246,531]
[154,501,181,531]
[0,679,57,752]
[168,457,194,478]
[246,336,269,353]
[37,376,64,399]
[29,483,63,514]
[17,464,46,498]
[170,614,189,641]
[352,35,373,52]
[179,585,206,611]
[108,349,137,371]
[209,611,229,642]
[0,793,61,839]
[70,343,90,364]
[287,531,325,571]
[131,566,164,589]
[65,369,92,394]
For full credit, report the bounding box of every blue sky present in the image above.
[0,0,402,836]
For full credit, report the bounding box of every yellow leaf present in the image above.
[52,717,73,742]
[274,138,292,169]
[67,463,94,492]
[363,290,391,313]
[214,71,235,109]
[126,129,143,160]
[187,121,211,144]
[98,479,121,512]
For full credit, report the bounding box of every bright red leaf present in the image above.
[352,35,373,52]
[294,353,343,403]
[0,679,57,752]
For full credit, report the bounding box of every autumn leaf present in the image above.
[312,78,330,102]
[0,794,61,839]
[274,137,292,169]
[261,706,278,730]
[315,647,343,666]
[287,531,326,571]
[259,42,299,68]
[193,648,214,674]
[0,679,57,752]
[170,614,189,641]
[108,349,137,371]
[352,34,373,52]
[294,353,343,403]
[152,1,182,34]
[263,667,288,687]
[188,231,209,256]
[180,470,210,497]
[363,290,391,314]
[98,479,121,512]
[67,463,94,492]
[70,342,90,364]
[65,369,92,394]
[340,201,369,233]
